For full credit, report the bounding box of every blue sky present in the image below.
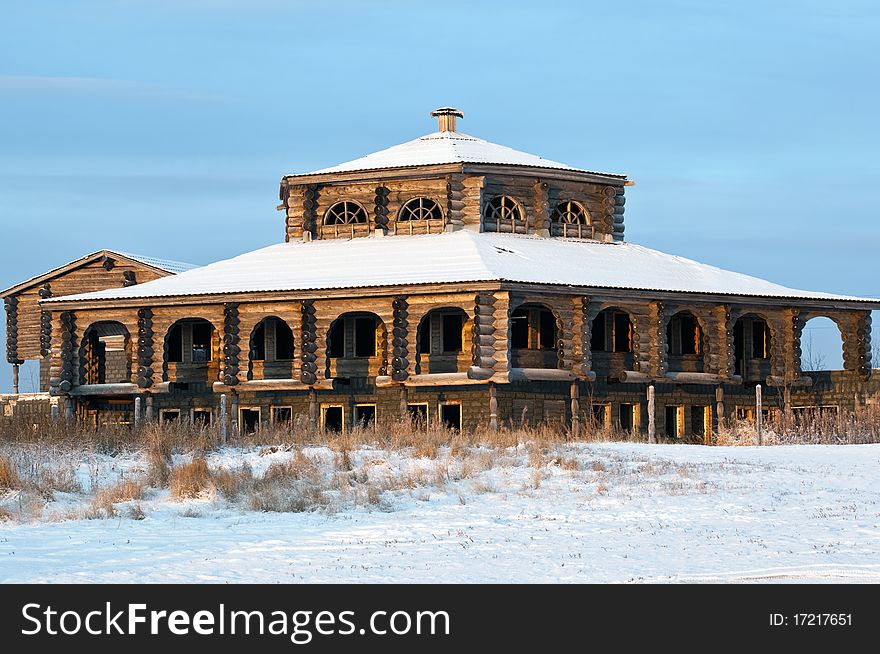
[1,0,879,392]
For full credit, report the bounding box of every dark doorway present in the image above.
[240,408,261,434]
[665,405,682,439]
[407,404,428,426]
[619,403,634,432]
[272,407,292,425]
[323,406,343,432]
[193,409,212,426]
[440,403,461,431]
[354,404,376,428]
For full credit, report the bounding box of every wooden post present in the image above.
[399,386,408,417]
[145,395,154,422]
[308,389,318,431]
[756,384,763,445]
[12,363,19,395]
[64,396,74,422]
[134,396,142,427]
[220,394,228,445]
[715,385,725,432]
[50,402,59,425]
[231,393,239,436]
[489,382,499,431]
[647,384,656,444]
[570,380,579,438]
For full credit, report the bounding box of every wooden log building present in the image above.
[3,108,879,438]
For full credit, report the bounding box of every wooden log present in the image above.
[647,384,656,444]
[664,371,727,384]
[612,370,658,384]
[211,379,334,393]
[467,366,495,380]
[69,383,139,396]
[405,372,490,387]
[508,368,576,382]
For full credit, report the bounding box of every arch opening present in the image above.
[80,321,131,385]
[510,303,559,369]
[415,307,470,374]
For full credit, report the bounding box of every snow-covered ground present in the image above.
[1,442,878,583]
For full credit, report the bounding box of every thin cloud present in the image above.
[0,75,228,103]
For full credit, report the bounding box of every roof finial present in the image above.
[431,107,463,133]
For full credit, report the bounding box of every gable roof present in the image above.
[291,130,627,179]
[1,249,197,298]
[44,232,878,306]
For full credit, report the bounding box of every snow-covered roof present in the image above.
[1,249,197,298]
[112,251,197,275]
[45,232,877,305]
[295,130,626,179]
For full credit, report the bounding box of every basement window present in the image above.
[322,405,344,432]
[439,403,462,431]
[354,404,376,428]
[271,406,292,425]
[240,408,261,434]
[160,409,181,423]
[407,403,429,426]
[690,406,709,438]
[665,405,684,439]
[192,408,212,426]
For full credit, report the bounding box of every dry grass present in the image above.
[169,458,213,499]
[0,454,19,490]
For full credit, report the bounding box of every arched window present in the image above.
[251,317,294,362]
[510,304,559,369]
[666,312,703,356]
[398,197,443,222]
[552,201,590,225]
[324,201,368,225]
[591,309,632,353]
[484,195,524,223]
[80,321,131,385]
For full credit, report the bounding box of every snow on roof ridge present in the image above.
[293,129,625,178]
[43,231,879,305]
[111,250,198,274]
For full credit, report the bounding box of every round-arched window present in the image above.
[552,200,590,225]
[398,197,443,221]
[324,201,368,225]
[484,195,524,223]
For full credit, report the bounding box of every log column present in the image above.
[712,304,734,379]
[533,180,549,236]
[446,174,466,231]
[300,301,318,385]
[301,185,319,242]
[472,293,497,375]
[784,308,804,383]
[5,297,23,390]
[374,186,390,234]
[649,301,668,378]
[222,303,241,386]
[572,296,595,379]
[137,308,155,389]
[840,311,872,378]
[611,188,626,242]
[39,285,53,369]
[58,311,76,394]
[391,296,410,382]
